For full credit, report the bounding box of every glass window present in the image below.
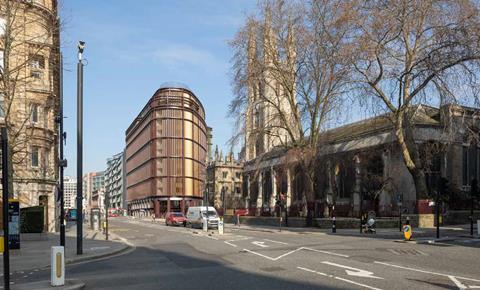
[0,17,5,36]
[223,171,228,179]
[31,147,39,167]
[0,50,4,70]
[31,104,39,123]
[30,70,42,79]
[44,148,49,169]
[29,55,45,69]
[0,93,4,117]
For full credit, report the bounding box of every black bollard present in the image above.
[332,216,336,233]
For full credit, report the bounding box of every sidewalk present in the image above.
[1,223,131,273]
[226,222,479,242]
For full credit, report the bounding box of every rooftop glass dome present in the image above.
[159,81,191,91]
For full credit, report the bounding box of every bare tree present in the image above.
[229,0,354,219]
[350,0,480,198]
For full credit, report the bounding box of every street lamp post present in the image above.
[471,178,477,236]
[76,41,85,255]
[2,128,11,290]
[105,191,109,240]
[56,53,67,247]
[222,185,226,216]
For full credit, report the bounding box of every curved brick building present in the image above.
[126,83,207,217]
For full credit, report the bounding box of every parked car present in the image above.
[186,206,219,229]
[165,212,187,227]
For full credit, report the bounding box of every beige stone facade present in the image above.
[244,17,296,162]
[206,147,243,213]
[0,0,60,232]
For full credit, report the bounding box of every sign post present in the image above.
[8,199,19,249]
[397,194,403,232]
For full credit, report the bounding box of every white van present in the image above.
[186,206,219,229]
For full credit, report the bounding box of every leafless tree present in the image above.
[229,0,354,218]
[349,0,480,198]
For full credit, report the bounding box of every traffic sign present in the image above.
[403,224,412,241]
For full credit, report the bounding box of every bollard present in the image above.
[203,217,208,232]
[236,214,240,227]
[51,246,65,286]
[332,216,336,233]
[218,217,224,235]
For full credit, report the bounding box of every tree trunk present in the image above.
[394,111,429,202]
[304,172,315,226]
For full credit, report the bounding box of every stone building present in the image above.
[83,171,105,215]
[243,104,480,218]
[0,0,60,232]
[63,176,76,209]
[105,151,126,210]
[206,146,243,214]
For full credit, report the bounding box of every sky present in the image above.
[60,1,257,177]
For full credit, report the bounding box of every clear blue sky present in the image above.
[60,1,257,176]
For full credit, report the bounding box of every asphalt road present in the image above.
[11,217,480,290]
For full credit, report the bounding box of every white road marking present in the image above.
[322,261,383,279]
[374,261,480,287]
[263,238,288,245]
[224,237,251,248]
[302,247,349,258]
[448,275,467,289]
[297,266,383,290]
[242,246,347,261]
[243,248,277,261]
[252,241,269,248]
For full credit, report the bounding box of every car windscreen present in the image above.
[171,213,184,217]
[201,211,217,218]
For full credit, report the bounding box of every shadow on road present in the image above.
[61,244,352,290]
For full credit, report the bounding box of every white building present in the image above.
[105,152,126,209]
[63,177,77,209]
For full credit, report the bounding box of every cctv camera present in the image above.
[78,41,85,53]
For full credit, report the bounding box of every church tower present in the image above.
[244,9,296,162]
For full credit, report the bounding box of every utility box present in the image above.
[91,208,101,231]
[51,246,65,286]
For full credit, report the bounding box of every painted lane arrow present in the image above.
[322,261,383,280]
[252,241,269,248]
